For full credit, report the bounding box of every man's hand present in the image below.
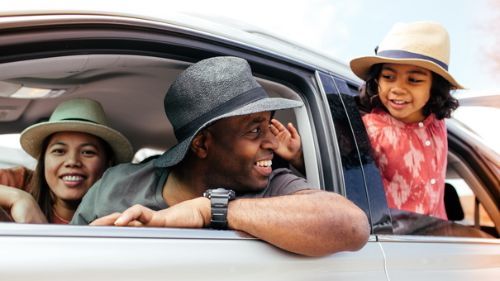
[270,119,304,172]
[0,185,47,223]
[90,197,211,228]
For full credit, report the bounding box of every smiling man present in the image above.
[71,56,370,257]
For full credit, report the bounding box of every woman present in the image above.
[0,98,133,223]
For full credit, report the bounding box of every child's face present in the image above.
[377,63,432,123]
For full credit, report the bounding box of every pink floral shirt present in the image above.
[362,109,448,220]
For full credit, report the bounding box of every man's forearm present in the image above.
[227,190,370,257]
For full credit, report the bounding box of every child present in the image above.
[350,21,461,219]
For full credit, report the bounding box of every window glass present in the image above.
[447,178,495,228]
[0,133,36,169]
[452,106,500,154]
[133,147,163,163]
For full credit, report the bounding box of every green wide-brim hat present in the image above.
[20,98,133,163]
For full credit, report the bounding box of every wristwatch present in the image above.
[203,188,236,229]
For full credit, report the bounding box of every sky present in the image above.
[2,0,498,90]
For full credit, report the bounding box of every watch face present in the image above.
[203,188,235,199]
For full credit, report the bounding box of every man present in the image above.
[71,56,369,257]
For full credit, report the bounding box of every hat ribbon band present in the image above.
[378,50,448,70]
[175,87,268,141]
[59,117,99,124]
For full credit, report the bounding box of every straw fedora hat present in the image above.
[350,21,463,89]
[154,56,303,168]
[20,98,133,163]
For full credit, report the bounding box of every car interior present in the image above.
[0,53,321,187]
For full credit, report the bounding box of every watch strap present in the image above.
[203,188,235,229]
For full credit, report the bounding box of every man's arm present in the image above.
[227,189,370,256]
[92,189,370,257]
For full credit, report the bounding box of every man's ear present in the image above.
[190,130,210,159]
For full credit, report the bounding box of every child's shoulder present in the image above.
[362,109,392,127]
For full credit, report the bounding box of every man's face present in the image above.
[204,111,278,193]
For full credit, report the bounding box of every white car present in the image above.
[0,8,498,281]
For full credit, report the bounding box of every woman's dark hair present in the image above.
[28,137,52,221]
[28,133,114,222]
[358,64,459,120]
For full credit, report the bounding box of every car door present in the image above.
[0,12,388,281]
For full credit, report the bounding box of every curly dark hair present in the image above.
[357,64,459,120]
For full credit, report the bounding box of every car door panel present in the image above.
[379,235,500,281]
[0,224,387,281]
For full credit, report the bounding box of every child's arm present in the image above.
[270,119,305,174]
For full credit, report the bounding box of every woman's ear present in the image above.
[190,130,210,159]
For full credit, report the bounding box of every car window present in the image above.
[447,178,495,228]
[0,134,36,169]
[318,72,392,234]
[451,106,499,154]
[133,147,163,163]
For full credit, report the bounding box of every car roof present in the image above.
[453,90,500,108]
[0,7,359,83]
[1,11,334,161]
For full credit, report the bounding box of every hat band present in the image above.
[175,87,268,141]
[378,50,448,70]
[60,117,99,124]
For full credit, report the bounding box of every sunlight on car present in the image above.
[451,106,500,154]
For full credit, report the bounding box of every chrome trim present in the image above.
[368,235,377,242]
[377,234,500,244]
[0,223,255,240]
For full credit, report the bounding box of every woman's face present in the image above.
[377,63,432,123]
[44,132,109,202]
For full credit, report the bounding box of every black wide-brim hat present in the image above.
[154,56,303,168]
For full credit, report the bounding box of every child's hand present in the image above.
[270,119,304,173]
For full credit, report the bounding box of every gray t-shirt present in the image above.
[71,159,313,225]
